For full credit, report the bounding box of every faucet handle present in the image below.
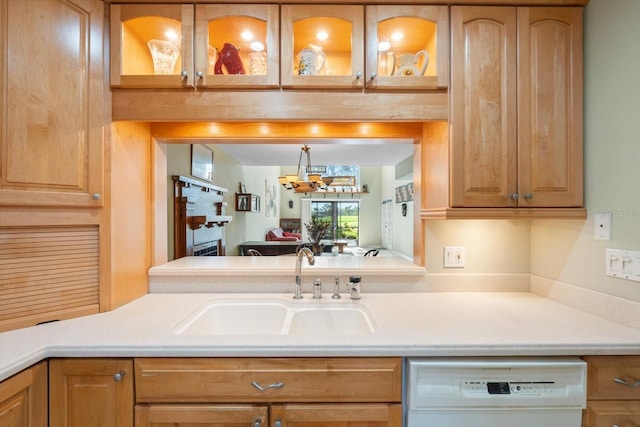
[347,276,361,300]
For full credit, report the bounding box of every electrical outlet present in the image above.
[444,246,465,268]
[606,248,640,282]
[594,212,612,240]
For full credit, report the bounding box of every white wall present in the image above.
[381,165,414,258]
[530,0,640,303]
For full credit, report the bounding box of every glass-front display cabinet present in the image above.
[110,4,194,87]
[111,4,278,89]
[281,5,364,89]
[365,6,449,89]
[194,4,279,88]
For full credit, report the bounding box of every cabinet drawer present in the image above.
[583,401,640,427]
[584,356,640,400]
[135,358,402,403]
[135,404,268,427]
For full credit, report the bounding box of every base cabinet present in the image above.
[583,356,640,427]
[134,357,402,427]
[0,362,47,427]
[49,358,134,427]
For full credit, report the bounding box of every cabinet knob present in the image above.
[196,70,203,78]
[113,371,125,382]
[370,72,377,80]
[274,419,282,427]
[253,419,262,427]
[509,193,519,201]
[524,193,534,200]
[92,193,101,200]
[355,71,362,80]
[180,70,188,78]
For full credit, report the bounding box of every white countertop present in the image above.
[1,292,639,381]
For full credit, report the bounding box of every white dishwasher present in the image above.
[406,357,587,427]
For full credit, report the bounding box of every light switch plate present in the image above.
[606,248,640,282]
[444,246,465,268]
[594,212,612,240]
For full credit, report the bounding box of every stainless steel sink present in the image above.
[174,298,376,335]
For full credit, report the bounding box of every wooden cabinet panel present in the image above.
[450,6,517,207]
[583,401,640,427]
[0,0,104,207]
[50,358,134,427]
[135,358,402,403]
[584,356,640,400]
[271,403,402,427]
[0,362,47,427]
[136,404,268,427]
[583,356,640,427]
[517,7,583,207]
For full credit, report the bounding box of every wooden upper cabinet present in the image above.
[447,6,583,211]
[517,7,583,207]
[194,4,279,89]
[0,0,104,208]
[110,4,194,88]
[365,5,449,90]
[450,6,517,207]
[281,5,364,89]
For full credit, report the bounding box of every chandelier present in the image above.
[278,145,333,193]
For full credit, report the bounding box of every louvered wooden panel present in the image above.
[0,226,100,331]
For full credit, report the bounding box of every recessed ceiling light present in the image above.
[241,31,254,41]
[316,31,329,41]
[165,30,179,41]
[391,32,404,41]
[250,41,265,51]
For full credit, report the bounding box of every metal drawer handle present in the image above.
[251,381,284,391]
[614,377,640,387]
[113,371,125,382]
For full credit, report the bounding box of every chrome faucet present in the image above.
[294,247,315,299]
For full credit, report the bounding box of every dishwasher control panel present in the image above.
[462,380,562,397]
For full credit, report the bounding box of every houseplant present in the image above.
[304,217,333,255]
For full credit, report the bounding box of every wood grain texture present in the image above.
[0,362,47,427]
[0,0,104,208]
[271,403,403,427]
[584,356,640,400]
[0,226,100,332]
[135,404,268,427]
[49,359,134,427]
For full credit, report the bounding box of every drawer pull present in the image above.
[614,377,640,387]
[113,371,125,382]
[251,381,284,391]
[274,419,282,427]
[253,419,262,427]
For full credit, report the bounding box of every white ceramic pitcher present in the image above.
[393,50,429,76]
[297,45,326,75]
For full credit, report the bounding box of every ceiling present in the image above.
[213,140,415,167]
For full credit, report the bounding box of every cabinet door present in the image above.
[50,359,134,427]
[450,7,517,207]
[0,0,104,207]
[110,4,194,87]
[0,362,47,427]
[281,5,364,89]
[583,401,640,427]
[271,403,402,427]
[195,4,279,89]
[365,5,449,89]
[517,7,583,207]
[136,404,268,427]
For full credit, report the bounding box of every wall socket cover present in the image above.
[594,212,612,240]
[444,246,465,268]
[605,248,640,282]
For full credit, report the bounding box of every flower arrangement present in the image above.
[304,217,333,246]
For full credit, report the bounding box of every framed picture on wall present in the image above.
[191,145,214,182]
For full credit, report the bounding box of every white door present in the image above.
[381,198,393,250]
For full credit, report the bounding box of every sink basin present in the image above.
[288,308,375,335]
[174,298,376,335]
[174,300,289,335]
